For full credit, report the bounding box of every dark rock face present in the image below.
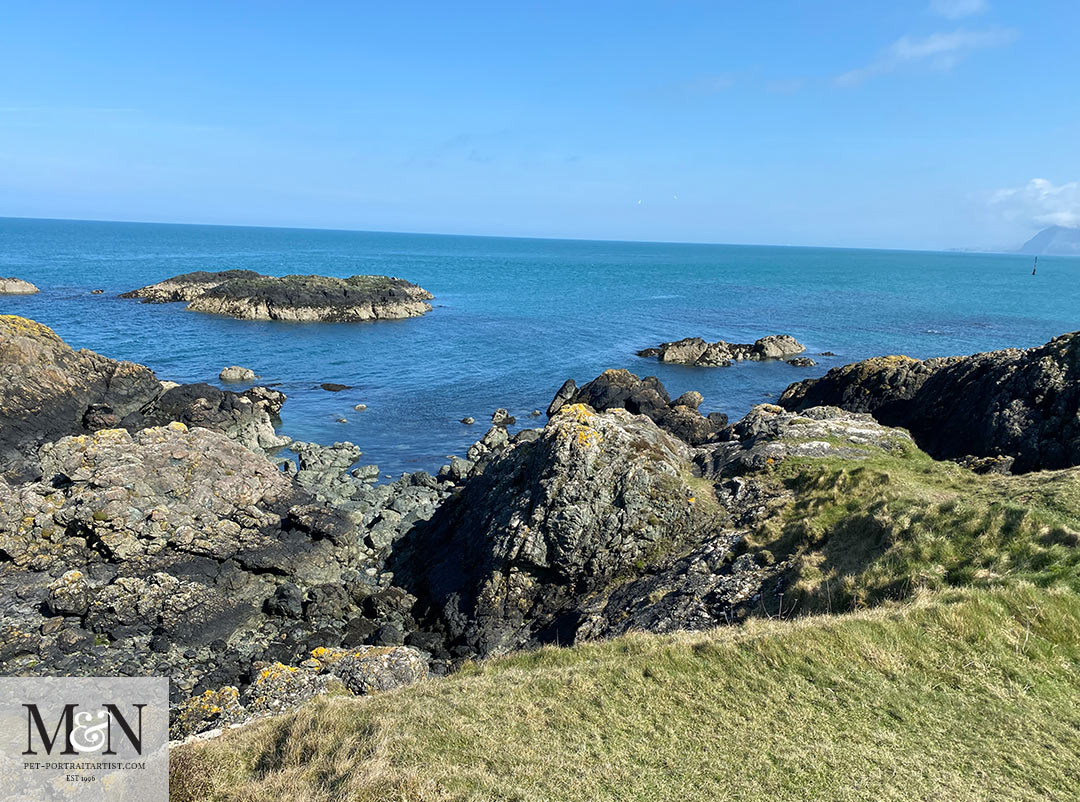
[0,316,290,479]
[393,404,727,657]
[637,334,805,367]
[778,333,1080,473]
[546,369,727,445]
[122,271,434,322]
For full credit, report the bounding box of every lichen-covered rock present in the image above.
[0,423,384,696]
[311,645,428,694]
[394,403,728,657]
[778,332,1080,473]
[697,404,916,478]
[123,271,434,322]
[0,277,40,294]
[637,334,805,367]
[546,369,727,445]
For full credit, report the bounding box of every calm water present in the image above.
[2,217,1078,476]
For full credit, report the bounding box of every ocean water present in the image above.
[2,217,1078,477]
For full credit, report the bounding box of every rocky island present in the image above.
[121,270,434,322]
[638,333,806,366]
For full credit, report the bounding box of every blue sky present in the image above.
[1,0,1077,249]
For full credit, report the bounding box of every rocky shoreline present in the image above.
[2,313,1079,742]
[637,334,806,366]
[121,270,434,322]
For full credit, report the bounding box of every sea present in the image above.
[2,217,1077,478]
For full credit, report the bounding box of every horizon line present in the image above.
[0,213,1027,257]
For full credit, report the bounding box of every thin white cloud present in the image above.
[836,27,1016,86]
[930,0,988,19]
[990,178,1080,228]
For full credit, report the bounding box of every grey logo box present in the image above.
[0,676,168,802]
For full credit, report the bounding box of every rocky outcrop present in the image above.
[778,332,1080,473]
[122,271,434,322]
[0,278,39,294]
[546,369,728,445]
[395,386,916,659]
[393,403,728,658]
[0,315,162,477]
[0,316,289,478]
[0,423,451,725]
[170,645,427,739]
[637,334,805,367]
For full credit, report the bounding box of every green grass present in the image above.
[171,585,1080,801]
[752,446,1080,614]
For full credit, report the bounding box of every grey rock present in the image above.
[219,366,255,382]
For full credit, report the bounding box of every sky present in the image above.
[1,0,1078,250]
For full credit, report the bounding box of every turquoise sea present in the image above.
[2,217,1078,477]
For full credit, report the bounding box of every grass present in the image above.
[752,445,1080,614]
[171,585,1080,801]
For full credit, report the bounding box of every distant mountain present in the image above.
[1019,225,1080,255]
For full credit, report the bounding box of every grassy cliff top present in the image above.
[171,584,1080,802]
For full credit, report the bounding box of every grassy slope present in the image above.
[172,439,1080,801]
[173,586,1080,802]
[753,442,1080,614]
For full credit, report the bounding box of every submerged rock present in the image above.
[0,277,39,294]
[122,270,434,322]
[637,334,805,367]
[778,332,1080,472]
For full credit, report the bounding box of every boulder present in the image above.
[219,366,255,382]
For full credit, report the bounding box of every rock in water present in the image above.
[491,408,515,426]
[122,270,434,322]
[786,357,817,367]
[778,332,1080,473]
[547,369,727,445]
[0,277,40,294]
[219,365,255,382]
[636,334,805,366]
